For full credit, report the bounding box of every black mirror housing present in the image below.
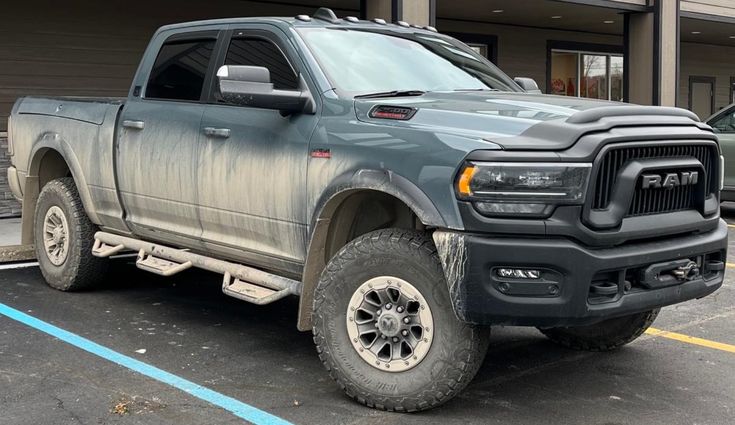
[217,65,314,114]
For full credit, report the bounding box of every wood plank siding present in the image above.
[0,0,358,130]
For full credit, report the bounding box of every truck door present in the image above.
[117,30,221,247]
[197,27,319,273]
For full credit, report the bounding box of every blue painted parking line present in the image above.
[0,302,293,425]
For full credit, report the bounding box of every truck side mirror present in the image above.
[514,77,542,94]
[217,65,314,114]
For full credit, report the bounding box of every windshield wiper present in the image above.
[354,90,426,99]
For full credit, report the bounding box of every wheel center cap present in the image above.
[52,227,63,244]
[377,313,400,337]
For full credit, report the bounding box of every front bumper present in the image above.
[433,220,728,327]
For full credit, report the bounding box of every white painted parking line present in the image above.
[0,261,38,271]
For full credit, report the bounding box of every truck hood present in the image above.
[354,91,684,150]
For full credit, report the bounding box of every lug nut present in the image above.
[392,337,399,343]
[376,310,382,316]
[401,330,409,337]
[396,306,404,313]
[385,303,392,310]
[382,335,387,339]
[403,317,411,324]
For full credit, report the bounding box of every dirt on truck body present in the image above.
[5,8,727,411]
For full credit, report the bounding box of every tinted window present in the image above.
[225,37,299,90]
[710,110,735,133]
[146,39,216,101]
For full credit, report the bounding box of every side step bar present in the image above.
[92,232,301,305]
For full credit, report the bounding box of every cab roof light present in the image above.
[313,7,339,23]
[344,16,360,23]
[372,18,387,25]
[458,165,476,196]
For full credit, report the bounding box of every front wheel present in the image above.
[538,309,660,352]
[312,229,489,412]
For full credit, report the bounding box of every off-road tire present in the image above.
[313,228,490,412]
[34,177,108,291]
[538,309,660,352]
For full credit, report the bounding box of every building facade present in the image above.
[2,0,735,217]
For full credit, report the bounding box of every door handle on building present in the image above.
[122,120,145,130]
[203,127,231,139]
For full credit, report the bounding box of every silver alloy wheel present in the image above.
[42,205,70,266]
[346,276,434,372]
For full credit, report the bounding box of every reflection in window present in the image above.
[146,39,215,101]
[580,54,607,100]
[550,50,623,101]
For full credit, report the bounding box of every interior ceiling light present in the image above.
[691,31,702,34]
[603,20,615,24]
[551,15,562,19]
[492,9,504,13]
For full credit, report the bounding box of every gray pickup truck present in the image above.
[6,8,728,412]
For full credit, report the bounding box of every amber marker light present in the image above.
[457,165,476,197]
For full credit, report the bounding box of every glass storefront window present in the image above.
[550,52,578,96]
[550,50,623,101]
[580,54,607,100]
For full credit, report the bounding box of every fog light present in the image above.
[496,268,541,279]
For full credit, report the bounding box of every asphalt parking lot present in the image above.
[2,213,735,425]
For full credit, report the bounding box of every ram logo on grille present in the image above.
[641,171,699,190]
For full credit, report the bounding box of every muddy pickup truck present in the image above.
[6,8,728,412]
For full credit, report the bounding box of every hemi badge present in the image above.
[311,148,331,159]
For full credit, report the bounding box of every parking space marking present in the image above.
[0,302,293,425]
[645,327,735,354]
[0,261,38,271]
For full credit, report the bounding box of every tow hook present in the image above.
[672,261,699,281]
[640,259,701,289]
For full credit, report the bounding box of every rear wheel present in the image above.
[34,177,108,291]
[313,229,489,412]
[538,309,659,352]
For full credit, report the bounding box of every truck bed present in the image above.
[9,95,128,233]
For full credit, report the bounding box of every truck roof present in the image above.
[156,7,439,35]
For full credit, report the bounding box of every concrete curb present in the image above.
[0,244,35,263]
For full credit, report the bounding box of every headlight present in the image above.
[456,162,592,217]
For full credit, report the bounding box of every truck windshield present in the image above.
[296,27,521,96]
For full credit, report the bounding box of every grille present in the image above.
[592,144,716,216]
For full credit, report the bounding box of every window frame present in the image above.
[142,30,223,105]
[205,28,303,106]
[546,40,625,102]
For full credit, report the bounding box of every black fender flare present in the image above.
[296,168,447,331]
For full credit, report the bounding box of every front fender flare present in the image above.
[296,168,448,331]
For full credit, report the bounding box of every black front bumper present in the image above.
[434,220,728,327]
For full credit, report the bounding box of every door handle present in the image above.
[203,127,231,139]
[122,120,145,130]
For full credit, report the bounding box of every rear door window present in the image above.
[146,39,216,101]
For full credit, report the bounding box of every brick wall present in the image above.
[0,132,22,218]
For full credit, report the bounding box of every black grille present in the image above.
[592,144,716,216]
